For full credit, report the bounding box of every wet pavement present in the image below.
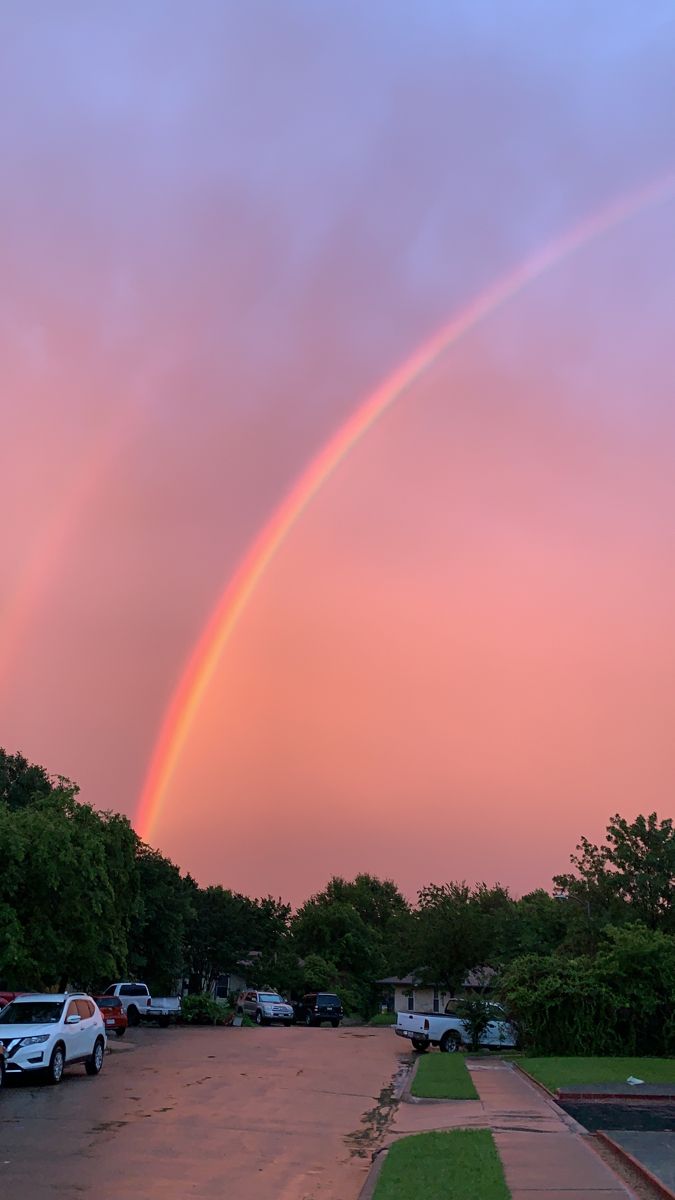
[389,1058,638,1200]
[0,1024,408,1200]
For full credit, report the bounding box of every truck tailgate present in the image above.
[395,1012,427,1039]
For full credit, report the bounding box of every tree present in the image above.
[412,883,508,993]
[0,748,61,810]
[0,781,133,990]
[183,884,260,993]
[554,812,675,935]
[291,875,408,1013]
[128,844,194,993]
[594,923,675,1055]
[511,890,570,958]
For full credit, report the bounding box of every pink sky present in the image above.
[2,3,675,904]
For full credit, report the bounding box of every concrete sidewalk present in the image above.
[388,1059,639,1200]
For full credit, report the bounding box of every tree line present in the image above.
[2,750,674,1052]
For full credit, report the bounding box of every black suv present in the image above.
[294,992,343,1027]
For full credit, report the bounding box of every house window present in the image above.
[433,987,440,1013]
[407,992,414,1011]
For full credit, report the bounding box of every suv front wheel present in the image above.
[85,1038,105,1076]
[47,1044,65,1085]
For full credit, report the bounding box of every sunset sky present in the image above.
[2,2,675,905]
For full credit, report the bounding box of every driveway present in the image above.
[0,1024,407,1199]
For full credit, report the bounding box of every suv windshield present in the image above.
[0,1000,64,1024]
[259,993,284,1004]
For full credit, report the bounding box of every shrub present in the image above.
[181,993,230,1025]
[454,995,494,1050]
[369,1011,396,1025]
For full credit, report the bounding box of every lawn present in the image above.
[520,1057,675,1091]
[411,1053,478,1099]
[373,1130,510,1200]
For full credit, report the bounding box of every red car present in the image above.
[94,995,128,1038]
[0,992,29,1009]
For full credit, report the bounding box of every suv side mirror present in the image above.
[66,1014,80,1024]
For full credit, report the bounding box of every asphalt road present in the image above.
[559,1100,675,1133]
[0,1024,408,1200]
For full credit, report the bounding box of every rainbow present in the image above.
[135,171,675,841]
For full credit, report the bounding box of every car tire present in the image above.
[255,1010,266,1026]
[115,1027,126,1038]
[331,1019,339,1028]
[47,1043,65,1085]
[127,1005,140,1027]
[439,1031,461,1053]
[85,1038,105,1076]
[411,1037,428,1051]
[304,1014,313,1027]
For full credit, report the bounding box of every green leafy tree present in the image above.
[291,874,408,1012]
[183,884,260,993]
[0,749,61,810]
[0,782,131,989]
[594,922,675,1054]
[128,844,194,993]
[511,889,571,958]
[554,812,675,937]
[412,883,508,993]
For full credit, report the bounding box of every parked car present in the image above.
[0,993,106,1084]
[0,992,30,1009]
[395,1002,517,1053]
[293,993,343,1027]
[94,995,128,1038]
[102,982,181,1027]
[237,990,294,1026]
[0,1039,5,1089]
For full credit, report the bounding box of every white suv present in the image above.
[0,993,106,1084]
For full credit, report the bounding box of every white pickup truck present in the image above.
[103,982,181,1027]
[395,1003,517,1053]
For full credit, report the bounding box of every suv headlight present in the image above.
[19,1035,50,1046]
[263,1005,274,1013]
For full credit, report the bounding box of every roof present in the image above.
[376,966,497,988]
[5,993,72,1002]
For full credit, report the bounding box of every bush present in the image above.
[181,993,230,1025]
[369,1011,396,1025]
[454,995,494,1050]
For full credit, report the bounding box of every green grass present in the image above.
[520,1057,675,1091]
[369,1012,397,1025]
[373,1130,510,1200]
[411,1053,479,1099]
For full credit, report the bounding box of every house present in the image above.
[376,967,496,1014]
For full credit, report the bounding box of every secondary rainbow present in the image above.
[136,171,675,842]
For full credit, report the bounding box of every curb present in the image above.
[357,1146,390,1200]
[510,1063,588,1136]
[559,1090,675,1102]
[596,1132,675,1200]
[512,1062,557,1100]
